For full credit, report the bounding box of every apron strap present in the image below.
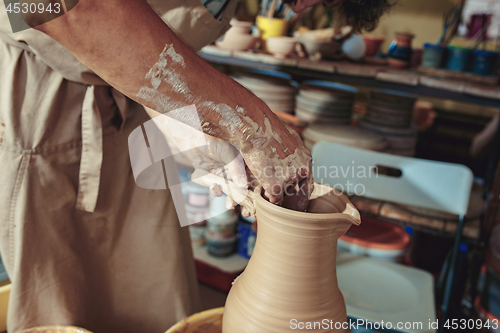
[75,85,103,212]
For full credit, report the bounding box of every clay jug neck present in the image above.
[250,183,361,280]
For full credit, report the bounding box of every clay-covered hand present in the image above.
[237,115,313,215]
[145,106,313,216]
[147,110,248,209]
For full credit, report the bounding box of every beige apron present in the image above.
[0,0,238,332]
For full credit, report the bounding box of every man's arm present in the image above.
[26,0,312,208]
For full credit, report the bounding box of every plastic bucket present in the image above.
[446,46,471,72]
[237,216,256,259]
[166,307,224,333]
[422,43,445,68]
[472,50,499,76]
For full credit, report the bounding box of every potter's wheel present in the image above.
[337,251,436,333]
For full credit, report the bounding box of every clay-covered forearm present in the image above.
[29,0,281,152]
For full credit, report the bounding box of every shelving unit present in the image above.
[199,47,500,107]
[200,46,500,331]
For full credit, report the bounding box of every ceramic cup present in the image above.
[266,36,296,58]
[472,50,499,76]
[446,46,471,72]
[422,43,445,68]
[363,34,385,57]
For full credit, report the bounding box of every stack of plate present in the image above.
[302,124,387,151]
[360,89,418,157]
[294,81,357,124]
[231,71,297,113]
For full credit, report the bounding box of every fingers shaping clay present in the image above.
[223,183,361,332]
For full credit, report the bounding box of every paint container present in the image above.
[189,224,206,246]
[185,204,208,226]
[256,16,288,50]
[472,50,499,76]
[206,217,237,239]
[184,180,210,225]
[183,180,210,209]
[206,230,237,257]
[206,195,238,238]
[422,43,445,68]
[445,46,471,72]
[338,216,411,262]
[237,215,257,259]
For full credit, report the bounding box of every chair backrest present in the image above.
[312,142,474,217]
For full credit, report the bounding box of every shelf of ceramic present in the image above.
[199,51,500,107]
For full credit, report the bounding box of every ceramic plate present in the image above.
[359,119,418,136]
[369,99,414,112]
[295,108,351,123]
[371,88,416,102]
[303,124,387,151]
[365,112,411,128]
[297,95,354,108]
[302,80,358,95]
[255,93,296,103]
[299,88,355,104]
[235,80,298,95]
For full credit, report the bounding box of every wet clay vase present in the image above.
[222,183,361,332]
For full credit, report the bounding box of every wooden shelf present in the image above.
[199,46,500,108]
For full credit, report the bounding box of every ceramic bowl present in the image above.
[228,19,253,35]
[266,37,296,58]
[296,36,341,60]
[166,308,223,332]
[216,34,259,51]
[363,34,385,57]
[342,33,366,60]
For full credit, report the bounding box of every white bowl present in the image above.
[216,34,259,51]
[266,37,296,59]
[342,34,366,60]
[228,19,253,35]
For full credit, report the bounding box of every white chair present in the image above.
[312,142,474,332]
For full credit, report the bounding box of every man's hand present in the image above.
[240,118,313,212]
[146,106,313,216]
